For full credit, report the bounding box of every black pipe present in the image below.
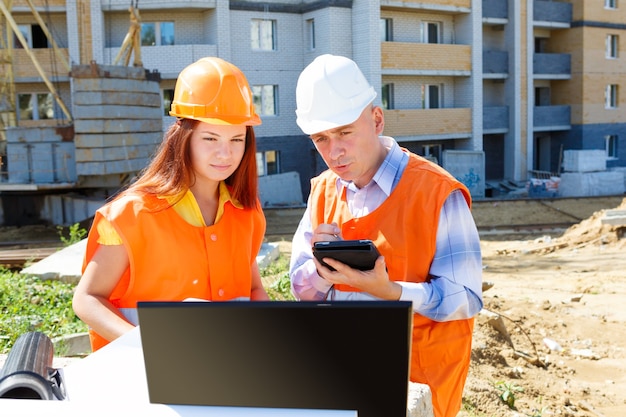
[0,332,65,400]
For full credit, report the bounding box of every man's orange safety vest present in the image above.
[309,153,474,417]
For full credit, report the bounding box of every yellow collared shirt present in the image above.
[97,182,242,245]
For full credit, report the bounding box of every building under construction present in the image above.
[1,0,625,226]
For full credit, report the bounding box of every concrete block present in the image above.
[407,382,435,417]
[52,332,92,356]
[73,118,163,134]
[20,239,86,284]
[76,157,150,176]
[562,150,606,173]
[558,171,624,197]
[601,209,626,226]
[256,242,280,269]
[259,171,304,207]
[73,91,161,107]
[72,104,162,120]
[75,144,157,163]
[442,150,485,199]
[75,132,162,148]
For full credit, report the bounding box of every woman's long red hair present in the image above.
[122,119,260,209]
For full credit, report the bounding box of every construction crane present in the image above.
[0,0,16,137]
[0,0,72,125]
[113,1,143,67]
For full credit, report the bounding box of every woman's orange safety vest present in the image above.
[309,153,474,417]
[82,192,265,351]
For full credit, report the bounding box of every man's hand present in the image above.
[311,222,342,244]
[312,255,402,301]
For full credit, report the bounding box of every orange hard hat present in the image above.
[170,57,261,126]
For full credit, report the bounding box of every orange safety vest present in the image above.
[310,152,474,417]
[82,192,265,351]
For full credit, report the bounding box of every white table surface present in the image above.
[0,327,356,417]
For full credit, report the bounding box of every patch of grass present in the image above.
[260,254,295,301]
[0,268,88,354]
[494,380,523,409]
[0,250,294,354]
[460,399,490,417]
[56,223,88,247]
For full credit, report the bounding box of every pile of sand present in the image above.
[555,197,626,250]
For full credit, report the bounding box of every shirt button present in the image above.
[211,234,218,241]
[218,289,224,297]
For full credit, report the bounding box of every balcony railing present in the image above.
[102,0,215,10]
[383,108,472,138]
[11,49,71,80]
[105,44,217,75]
[382,42,471,75]
[11,0,66,7]
[533,53,571,78]
[381,0,470,10]
[483,0,508,19]
[483,50,508,75]
[534,105,571,131]
[534,0,572,26]
[483,106,509,132]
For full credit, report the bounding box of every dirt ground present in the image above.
[1,196,625,417]
[457,198,626,417]
[270,196,626,417]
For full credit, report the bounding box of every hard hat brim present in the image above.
[170,112,262,126]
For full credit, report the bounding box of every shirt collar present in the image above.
[337,136,404,197]
[160,181,243,210]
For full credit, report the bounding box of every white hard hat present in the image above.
[295,54,377,135]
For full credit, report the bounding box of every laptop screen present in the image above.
[137,300,412,417]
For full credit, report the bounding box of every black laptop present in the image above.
[137,300,413,417]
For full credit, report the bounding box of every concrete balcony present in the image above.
[381,0,470,12]
[483,0,507,20]
[383,108,472,139]
[11,0,65,9]
[10,48,70,81]
[102,0,215,11]
[534,0,572,28]
[533,53,571,79]
[105,44,217,77]
[483,106,509,133]
[534,105,571,131]
[382,42,471,76]
[483,50,508,78]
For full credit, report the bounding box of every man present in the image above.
[289,54,483,417]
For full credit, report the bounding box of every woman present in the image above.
[73,57,269,351]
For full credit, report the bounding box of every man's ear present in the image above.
[372,106,385,135]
